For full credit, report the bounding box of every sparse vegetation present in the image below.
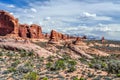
[46,54,77,72]
[79,54,120,76]
[0,39,120,80]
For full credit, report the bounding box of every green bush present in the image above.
[24,72,39,80]
[54,59,66,70]
[46,62,52,69]
[8,67,16,72]
[67,66,76,72]
[116,73,120,77]
[11,60,20,67]
[42,77,48,80]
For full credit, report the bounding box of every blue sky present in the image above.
[0,0,120,40]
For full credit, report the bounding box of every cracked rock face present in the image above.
[0,10,19,36]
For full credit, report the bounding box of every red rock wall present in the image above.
[0,10,19,36]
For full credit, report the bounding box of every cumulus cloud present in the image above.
[30,8,37,13]
[79,12,112,21]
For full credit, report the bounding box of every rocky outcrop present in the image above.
[0,10,19,36]
[101,36,105,43]
[0,10,43,39]
[48,30,68,43]
[49,30,58,43]
[19,24,43,39]
[29,24,43,38]
[19,24,29,38]
[45,33,50,39]
[73,37,82,45]
[68,44,94,59]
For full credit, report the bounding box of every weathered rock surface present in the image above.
[19,24,29,38]
[0,10,19,36]
[29,24,43,38]
[73,37,82,45]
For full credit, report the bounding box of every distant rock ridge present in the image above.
[0,10,88,42]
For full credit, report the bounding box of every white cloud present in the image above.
[30,8,37,12]
[79,12,112,21]
[7,4,15,8]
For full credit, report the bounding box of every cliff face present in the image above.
[0,10,19,36]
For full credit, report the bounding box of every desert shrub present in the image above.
[52,59,66,70]
[107,61,120,74]
[27,50,34,56]
[24,72,39,80]
[47,56,54,62]
[20,50,27,57]
[79,57,87,62]
[67,60,77,72]
[42,77,48,80]
[72,76,86,80]
[67,66,76,72]
[80,77,86,80]
[0,52,3,56]
[62,54,71,61]
[73,76,79,80]
[17,65,32,73]
[6,51,14,57]
[8,67,16,72]
[46,55,77,72]
[46,62,52,69]
[116,73,120,77]
[11,60,20,67]
[84,54,120,75]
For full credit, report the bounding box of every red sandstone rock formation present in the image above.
[73,37,82,45]
[49,30,58,43]
[0,10,19,36]
[49,30,68,43]
[45,33,50,38]
[29,24,43,38]
[19,24,29,38]
[101,36,105,43]
[19,24,43,39]
[62,34,67,40]
[82,36,87,39]
[0,10,43,39]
